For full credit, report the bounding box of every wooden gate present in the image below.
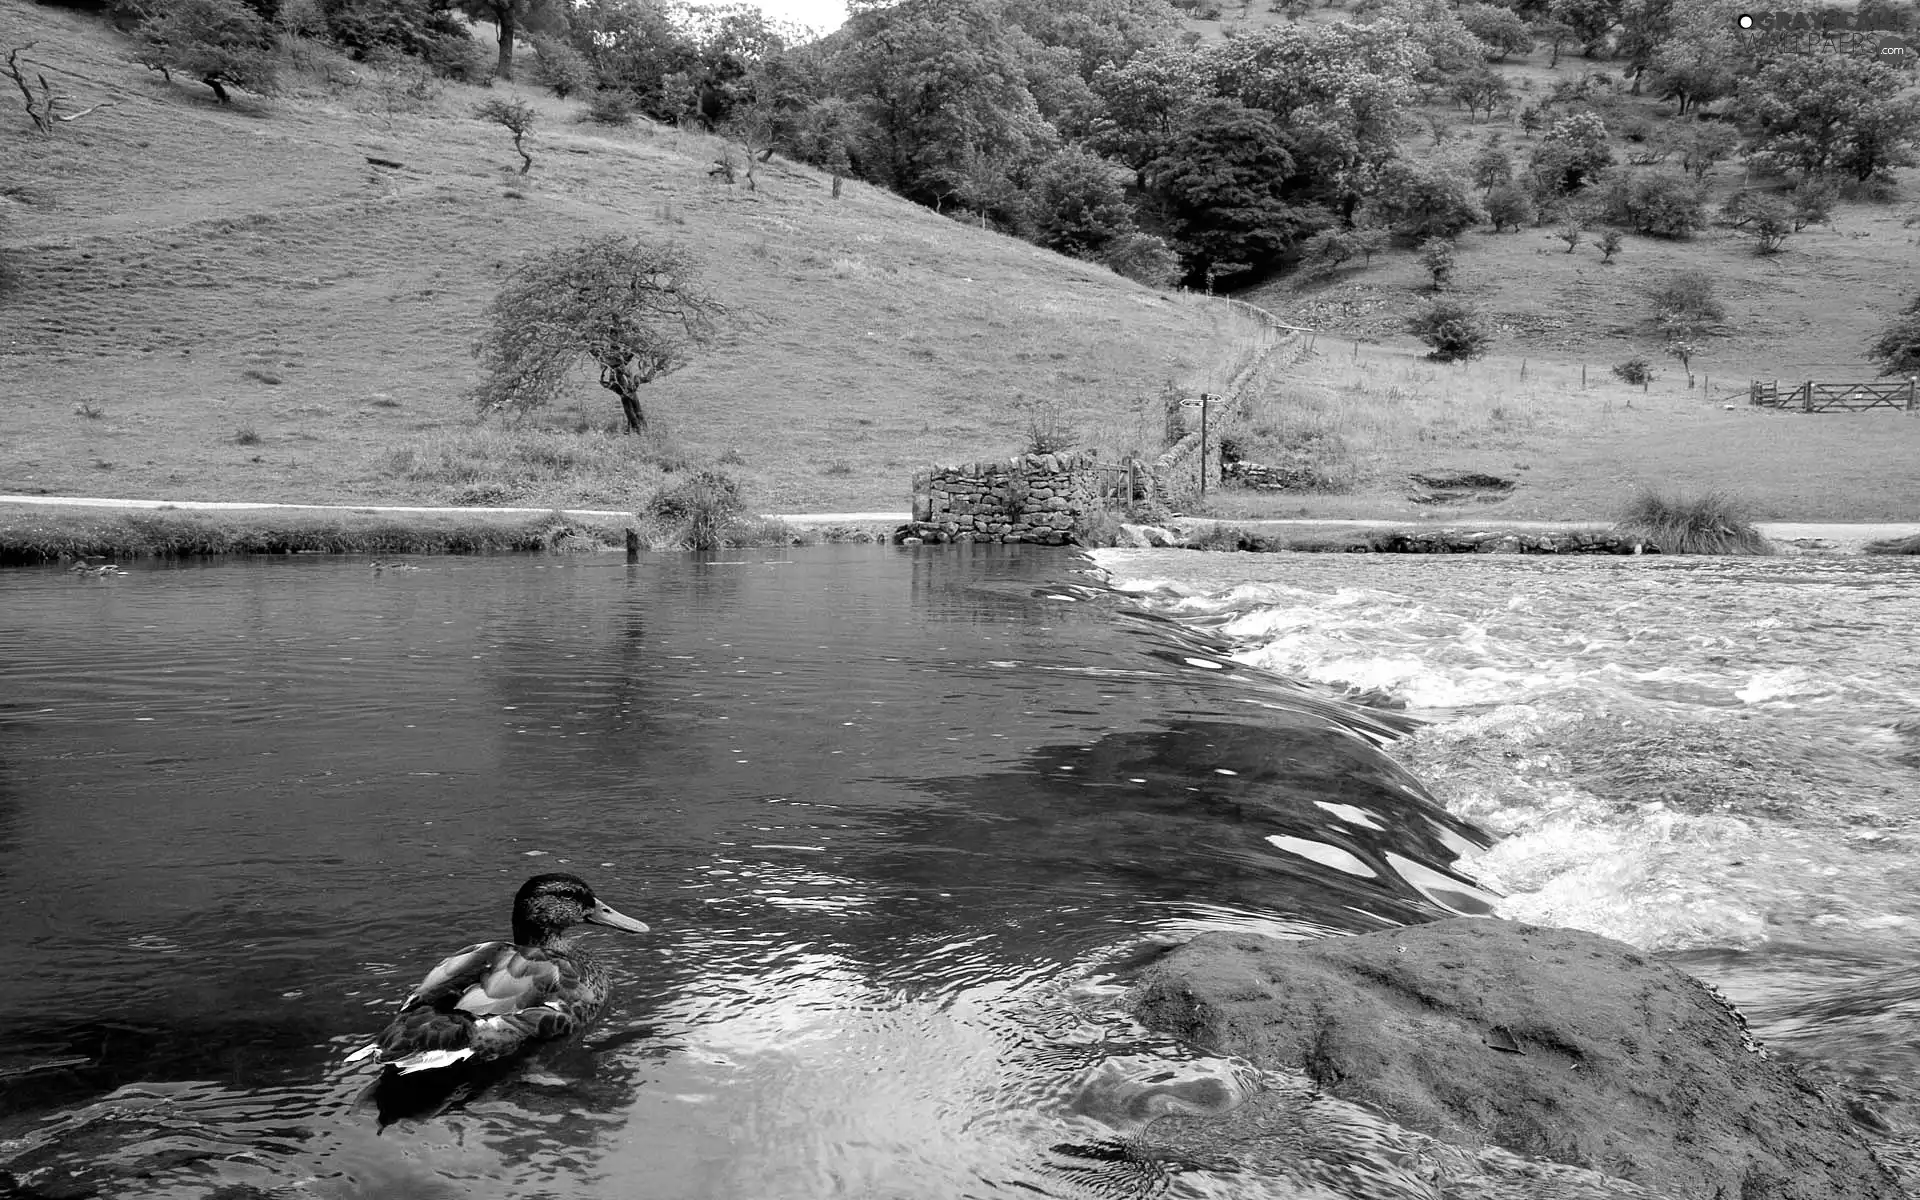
[1750,379,1919,411]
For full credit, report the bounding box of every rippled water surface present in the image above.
[0,546,1494,1199]
[1097,548,1920,1143]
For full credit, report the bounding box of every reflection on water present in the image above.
[0,546,1496,1199]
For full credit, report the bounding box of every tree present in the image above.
[1557,214,1583,251]
[1643,0,1735,113]
[1023,146,1137,258]
[1598,170,1706,237]
[1613,0,1672,93]
[1470,136,1512,192]
[1647,268,1725,334]
[1407,298,1491,361]
[1742,41,1920,180]
[1297,227,1357,277]
[1363,158,1485,240]
[450,0,567,81]
[1548,0,1624,54]
[1084,43,1206,187]
[1418,235,1455,289]
[1457,2,1533,58]
[470,236,726,435]
[1677,120,1738,178]
[1531,17,1576,65]
[1102,231,1182,287]
[1530,111,1613,193]
[476,96,536,172]
[1146,98,1302,284]
[1450,65,1509,120]
[1484,183,1534,230]
[528,33,591,97]
[135,0,277,103]
[1790,178,1836,230]
[572,0,697,117]
[1866,292,1920,376]
[1664,336,1695,384]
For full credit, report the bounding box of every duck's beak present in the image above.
[586,899,650,934]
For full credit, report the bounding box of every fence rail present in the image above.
[1750,378,1918,412]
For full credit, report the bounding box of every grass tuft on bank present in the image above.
[1865,534,1920,555]
[1613,489,1774,556]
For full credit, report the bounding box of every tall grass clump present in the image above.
[382,427,671,506]
[1865,533,1920,555]
[642,469,747,550]
[1614,489,1773,555]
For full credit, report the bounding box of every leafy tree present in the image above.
[319,0,470,61]
[1024,146,1138,258]
[1417,235,1455,289]
[1866,292,1920,376]
[1484,183,1534,230]
[528,33,591,97]
[1470,136,1512,192]
[831,0,1051,205]
[470,236,727,435]
[1101,230,1182,288]
[1557,214,1583,251]
[1407,298,1491,361]
[937,142,1020,227]
[997,0,1183,82]
[1531,17,1576,65]
[1529,111,1613,193]
[449,0,569,81]
[572,0,697,117]
[1646,268,1724,334]
[1363,159,1485,240]
[1598,171,1706,237]
[1547,0,1623,54]
[1450,65,1509,120]
[1742,41,1920,180]
[1084,42,1207,187]
[1677,119,1738,177]
[1597,227,1622,260]
[1613,0,1672,93]
[1457,2,1533,58]
[135,0,277,103]
[1297,227,1357,277]
[1146,98,1301,283]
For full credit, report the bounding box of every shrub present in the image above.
[586,87,637,125]
[1749,199,1793,254]
[529,35,592,99]
[1484,184,1534,232]
[1297,228,1357,278]
[1529,112,1613,194]
[1791,178,1838,231]
[1458,1,1533,57]
[1366,161,1485,241]
[644,469,746,550]
[1598,172,1707,238]
[135,0,278,103]
[1021,396,1079,454]
[1418,236,1455,289]
[1865,292,1920,376]
[1597,228,1622,261]
[1615,489,1773,555]
[1102,231,1181,289]
[423,31,490,84]
[1611,357,1653,385]
[1647,269,1725,331]
[1407,299,1491,361]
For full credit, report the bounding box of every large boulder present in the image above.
[1129,919,1902,1200]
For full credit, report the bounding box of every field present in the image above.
[2,0,1919,529]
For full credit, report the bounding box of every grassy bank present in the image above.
[0,503,899,565]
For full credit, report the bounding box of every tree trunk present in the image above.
[495,6,515,81]
[832,169,843,199]
[619,389,645,433]
[205,76,230,103]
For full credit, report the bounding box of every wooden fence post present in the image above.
[1910,376,1917,412]
[1804,381,1814,412]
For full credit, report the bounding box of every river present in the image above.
[0,544,1914,1196]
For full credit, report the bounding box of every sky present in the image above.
[745,0,851,35]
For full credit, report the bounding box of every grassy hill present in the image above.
[0,0,1271,514]
[2,0,1918,527]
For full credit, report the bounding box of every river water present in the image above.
[0,545,1915,1197]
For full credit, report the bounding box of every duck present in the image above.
[346,873,651,1076]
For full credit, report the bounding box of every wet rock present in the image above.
[1130,919,1902,1200]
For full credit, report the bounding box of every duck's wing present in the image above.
[349,942,589,1072]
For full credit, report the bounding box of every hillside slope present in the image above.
[0,0,1268,511]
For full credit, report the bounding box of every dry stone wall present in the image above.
[901,451,1103,545]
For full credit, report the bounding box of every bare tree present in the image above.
[5,44,57,134]
[470,236,727,434]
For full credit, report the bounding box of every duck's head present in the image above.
[512,873,651,946]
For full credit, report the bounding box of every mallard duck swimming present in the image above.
[346,873,651,1076]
